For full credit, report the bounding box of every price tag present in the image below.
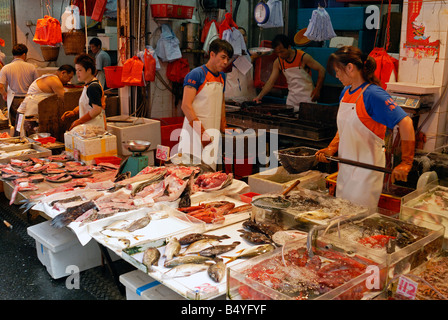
[396,275,418,299]
[156,145,170,161]
[186,283,219,300]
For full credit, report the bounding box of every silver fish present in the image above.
[164,237,181,260]
[124,215,151,232]
[208,259,226,283]
[222,244,275,263]
[163,263,212,279]
[103,237,130,250]
[142,247,161,272]
[181,239,220,255]
[164,255,213,268]
[100,228,144,240]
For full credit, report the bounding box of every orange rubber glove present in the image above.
[391,140,415,183]
[316,131,339,163]
[61,106,79,121]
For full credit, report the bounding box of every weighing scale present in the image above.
[120,140,151,177]
[389,93,434,111]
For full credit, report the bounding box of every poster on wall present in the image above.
[404,0,440,61]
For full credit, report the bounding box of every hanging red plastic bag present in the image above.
[121,56,145,86]
[144,49,156,82]
[369,47,398,90]
[166,58,190,83]
[91,0,107,22]
[33,15,63,46]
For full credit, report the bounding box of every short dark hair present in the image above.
[74,53,96,75]
[89,37,102,48]
[58,64,76,74]
[209,39,233,59]
[12,43,28,56]
[272,34,292,49]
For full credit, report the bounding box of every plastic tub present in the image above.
[94,156,122,166]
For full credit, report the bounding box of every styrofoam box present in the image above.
[248,166,327,194]
[64,132,117,165]
[119,269,185,300]
[27,221,107,279]
[107,116,161,156]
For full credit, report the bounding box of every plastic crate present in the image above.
[155,116,184,150]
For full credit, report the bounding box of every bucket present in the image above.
[62,30,86,55]
[40,46,60,61]
[104,66,125,88]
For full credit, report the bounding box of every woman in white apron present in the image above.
[253,34,325,111]
[316,46,415,209]
[61,53,106,130]
[177,39,233,170]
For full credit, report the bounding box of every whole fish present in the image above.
[238,230,273,245]
[164,255,213,268]
[178,233,230,245]
[142,247,161,272]
[51,200,98,228]
[163,263,212,279]
[242,220,283,237]
[100,228,144,241]
[222,244,275,263]
[198,241,241,257]
[208,258,226,283]
[103,237,130,250]
[124,215,151,232]
[181,239,220,255]
[164,237,181,260]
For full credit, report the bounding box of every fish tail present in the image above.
[221,256,237,264]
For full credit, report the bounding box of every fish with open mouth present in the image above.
[208,258,226,282]
[142,247,161,272]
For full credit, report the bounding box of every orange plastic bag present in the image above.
[121,56,145,86]
[91,0,107,22]
[369,47,398,90]
[166,58,190,83]
[144,49,156,82]
[33,15,62,46]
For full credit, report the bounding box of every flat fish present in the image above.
[142,247,161,272]
[163,263,212,279]
[198,241,241,257]
[208,259,226,282]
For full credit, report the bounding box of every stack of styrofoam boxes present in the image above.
[107,116,161,166]
[27,221,111,279]
[119,269,185,300]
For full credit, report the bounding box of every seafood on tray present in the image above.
[178,201,252,224]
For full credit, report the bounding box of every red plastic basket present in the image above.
[94,156,122,166]
[104,66,125,88]
[35,137,56,145]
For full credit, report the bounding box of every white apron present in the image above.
[336,84,385,209]
[177,72,223,170]
[79,81,106,129]
[283,63,314,112]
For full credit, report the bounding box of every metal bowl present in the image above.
[123,140,151,153]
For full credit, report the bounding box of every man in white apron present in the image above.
[176,39,234,170]
[15,65,75,136]
[61,54,106,131]
[253,34,325,112]
[0,44,38,126]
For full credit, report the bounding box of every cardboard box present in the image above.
[119,269,184,300]
[64,132,117,165]
[107,116,161,156]
[27,221,105,279]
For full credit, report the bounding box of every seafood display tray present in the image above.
[401,181,448,245]
[377,251,448,300]
[186,195,252,232]
[317,213,444,282]
[88,205,206,256]
[120,221,256,300]
[0,137,33,152]
[227,238,387,300]
[251,188,369,232]
[0,144,51,163]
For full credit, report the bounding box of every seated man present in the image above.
[15,65,75,136]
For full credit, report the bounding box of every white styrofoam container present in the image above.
[27,221,104,279]
[107,116,161,156]
[64,132,118,165]
[119,270,184,300]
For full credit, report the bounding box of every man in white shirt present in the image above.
[89,38,111,89]
[0,43,38,126]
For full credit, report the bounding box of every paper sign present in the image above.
[16,113,24,133]
[233,55,252,75]
[396,275,418,299]
[156,145,170,161]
